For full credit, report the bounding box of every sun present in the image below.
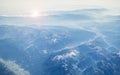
[30,10,40,18]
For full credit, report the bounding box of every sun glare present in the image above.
[30,10,40,18]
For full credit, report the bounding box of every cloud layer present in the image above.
[0,0,120,16]
[0,58,30,75]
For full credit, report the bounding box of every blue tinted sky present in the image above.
[0,0,120,16]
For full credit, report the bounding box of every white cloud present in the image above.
[53,50,79,60]
[0,58,30,75]
[117,51,120,57]
[0,0,119,16]
[42,50,48,54]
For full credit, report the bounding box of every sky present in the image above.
[0,0,120,16]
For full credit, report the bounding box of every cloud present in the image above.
[0,58,30,75]
[52,50,79,60]
[0,0,119,16]
[0,8,119,27]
